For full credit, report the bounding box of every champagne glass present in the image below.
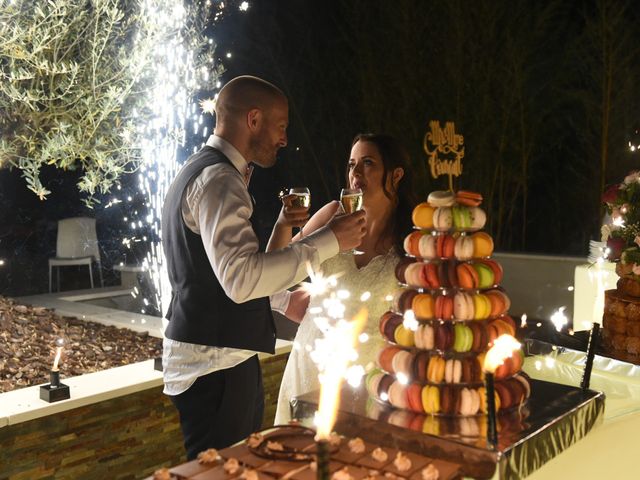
[340,188,364,255]
[289,187,310,237]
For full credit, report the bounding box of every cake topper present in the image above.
[423,121,464,191]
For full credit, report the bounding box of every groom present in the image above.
[161,75,366,459]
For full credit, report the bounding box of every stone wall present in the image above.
[0,352,290,480]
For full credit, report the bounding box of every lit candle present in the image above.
[50,339,64,387]
[483,334,521,448]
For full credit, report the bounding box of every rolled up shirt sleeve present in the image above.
[192,164,339,304]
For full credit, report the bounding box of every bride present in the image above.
[268,133,416,424]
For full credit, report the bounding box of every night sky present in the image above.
[1,0,639,297]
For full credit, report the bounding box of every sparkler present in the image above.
[483,334,521,448]
[106,0,256,316]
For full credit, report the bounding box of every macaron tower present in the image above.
[367,190,530,416]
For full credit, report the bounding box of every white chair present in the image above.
[48,217,104,292]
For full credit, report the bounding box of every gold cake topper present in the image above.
[423,120,464,191]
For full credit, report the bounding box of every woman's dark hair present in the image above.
[348,133,417,255]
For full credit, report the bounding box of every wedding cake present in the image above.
[601,171,640,356]
[366,190,530,415]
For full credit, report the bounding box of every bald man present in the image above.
[161,76,366,458]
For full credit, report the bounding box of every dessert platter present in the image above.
[146,425,463,480]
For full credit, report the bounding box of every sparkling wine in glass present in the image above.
[340,188,364,255]
[289,187,311,209]
[289,187,310,237]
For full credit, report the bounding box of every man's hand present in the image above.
[328,210,367,252]
[284,288,311,323]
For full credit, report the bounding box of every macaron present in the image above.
[404,262,424,287]
[469,207,487,230]
[444,359,462,384]
[484,289,510,317]
[403,231,423,256]
[436,234,456,258]
[494,381,513,410]
[412,293,435,318]
[453,292,475,320]
[424,263,440,289]
[391,349,414,376]
[427,356,446,383]
[366,370,385,398]
[491,317,516,337]
[452,206,472,230]
[437,261,452,288]
[382,313,403,341]
[418,234,437,259]
[468,320,488,352]
[433,207,453,231]
[507,377,527,406]
[378,345,401,372]
[378,374,395,400]
[460,387,479,415]
[388,381,409,409]
[453,323,473,352]
[435,322,454,350]
[471,232,494,257]
[394,324,415,347]
[479,259,503,284]
[435,295,453,320]
[427,190,455,207]
[440,386,459,415]
[456,263,479,289]
[472,293,492,320]
[415,324,435,350]
[455,191,483,207]
[412,351,430,380]
[513,373,531,399]
[412,202,436,229]
[394,289,419,313]
[406,383,424,413]
[421,385,440,414]
[473,262,495,288]
[395,257,416,283]
[454,235,474,260]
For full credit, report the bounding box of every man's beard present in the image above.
[249,133,277,167]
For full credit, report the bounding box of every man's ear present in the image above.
[392,167,404,188]
[247,108,262,131]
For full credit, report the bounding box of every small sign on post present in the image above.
[423,120,464,191]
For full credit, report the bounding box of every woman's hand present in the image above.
[284,288,311,323]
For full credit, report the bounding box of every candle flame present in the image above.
[314,308,367,440]
[483,334,521,373]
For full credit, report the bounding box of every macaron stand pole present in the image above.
[580,322,601,391]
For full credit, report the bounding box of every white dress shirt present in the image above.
[163,135,339,395]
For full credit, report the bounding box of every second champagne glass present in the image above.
[289,187,310,237]
[340,187,364,255]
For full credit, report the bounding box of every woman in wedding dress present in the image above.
[269,133,416,424]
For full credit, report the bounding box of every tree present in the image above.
[0,0,219,207]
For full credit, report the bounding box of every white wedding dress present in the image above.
[274,250,399,424]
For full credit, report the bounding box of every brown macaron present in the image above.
[395,289,419,313]
[395,257,416,284]
[413,351,430,381]
[378,374,395,399]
